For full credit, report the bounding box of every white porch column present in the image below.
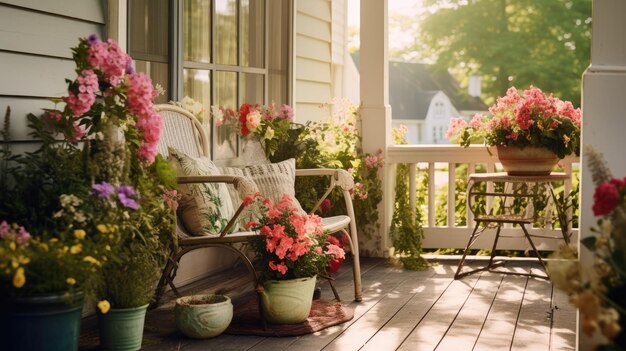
[359,0,392,257]
[581,0,626,348]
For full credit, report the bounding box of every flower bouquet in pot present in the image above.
[0,35,177,351]
[243,193,345,324]
[447,86,581,175]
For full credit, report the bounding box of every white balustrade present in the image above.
[386,145,580,251]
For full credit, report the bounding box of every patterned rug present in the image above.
[225,299,354,337]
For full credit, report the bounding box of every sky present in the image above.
[347,0,423,52]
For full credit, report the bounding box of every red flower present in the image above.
[239,103,252,136]
[593,182,621,216]
[326,234,346,274]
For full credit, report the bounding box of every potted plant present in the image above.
[243,193,345,324]
[447,86,581,175]
[174,294,233,339]
[0,35,177,351]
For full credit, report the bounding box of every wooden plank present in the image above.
[296,0,331,22]
[549,285,577,350]
[435,274,504,351]
[359,276,452,351]
[295,35,332,63]
[296,12,331,42]
[294,103,327,123]
[0,97,56,141]
[295,80,332,104]
[473,274,528,351]
[0,5,102,58]
[295,56,332,83]
[0,0,105,23]
[0,52,74,97]
[285,265,435,350]
[396,273,482,350]
[511,277,553,351]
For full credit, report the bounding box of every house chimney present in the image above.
[468,75,481,97]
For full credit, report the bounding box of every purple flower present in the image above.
[93,182,115,198]
[87,34,99,47]
[17,226,30,245]
[116,186,139,210]
[126,61,135,75]
[0,221,9,238]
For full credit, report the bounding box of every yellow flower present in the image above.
[74,229,86,240]
[83,256,101,266]
[105,245,111,251]
[97,300,111,314]
[9,241,16,251]
[18,256,30,265]
[66,277,76,285]
[63,246,69,253]
[49,238,59,244]
[97,224,108,233]
[70,244,82,254]
[40,243,49,251]
[13,267,25,288]
[563,134,571,145]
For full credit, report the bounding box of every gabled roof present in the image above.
[352,53,487,120]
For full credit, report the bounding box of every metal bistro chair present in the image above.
[153,104,363,306]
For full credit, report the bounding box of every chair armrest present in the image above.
[295,168,354,191]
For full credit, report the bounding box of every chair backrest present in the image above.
[155,104,210,159]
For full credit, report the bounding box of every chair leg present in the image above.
[342,228,362,302]
[520,224,548,272]
[455,222,481,279]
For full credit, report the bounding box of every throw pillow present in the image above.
[218,158,306,220]
[168,148,236,236]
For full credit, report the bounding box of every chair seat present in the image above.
[179,231,257,245]
[322,215,351,233]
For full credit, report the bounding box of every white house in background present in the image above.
[351,57,487,144]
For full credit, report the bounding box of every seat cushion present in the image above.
[321,215,351,233]
[169,148,236,236]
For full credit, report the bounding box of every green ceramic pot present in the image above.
[97,304,148,351]
[0,291,84,351]
[175,294,233,339]
[260,275,316,324]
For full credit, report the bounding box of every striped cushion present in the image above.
[218,158,305,216]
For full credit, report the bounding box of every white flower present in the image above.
[264,127,275,140]
[246,110,261,131]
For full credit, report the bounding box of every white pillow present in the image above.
[168,148,236,236]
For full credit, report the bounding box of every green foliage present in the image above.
[412,0,591,106]
[270,101,383,240]
[389,163,429,270]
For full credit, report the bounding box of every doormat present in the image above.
[225,299,354,337]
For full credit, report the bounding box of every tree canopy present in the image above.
[403,0,591,106]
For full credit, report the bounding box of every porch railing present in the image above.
[386,145,580,251]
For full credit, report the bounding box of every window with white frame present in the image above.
[128,0,290,160]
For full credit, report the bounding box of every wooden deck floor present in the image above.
[80,256,577,351]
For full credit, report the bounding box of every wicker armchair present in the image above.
[152,104,362,306]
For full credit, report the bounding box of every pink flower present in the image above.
[269,261,288,275]
[242,192,261,207]
[63,69,98,117]
[280,104,294,121]
[469,113,484,129]
[365,155,379,170]
[325,243,345,260]
[87,39,131,85]
[593,182,621,216]
[446,116,468,139]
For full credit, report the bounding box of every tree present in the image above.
[407,0,591,106]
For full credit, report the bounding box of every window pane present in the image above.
[183,69,211,123]
[134,60,169,104]
[129,0,169,59]
[240,73,264,105]
[183,0,211,63]
[241,0,265,68]
[215,0,237,65]
[267,0,289,105]
[215,71,238,159]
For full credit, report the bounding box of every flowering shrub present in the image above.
[548,146,626,348]
[245,194,344,281]
[0,35,176,308]
[447,86,581,159]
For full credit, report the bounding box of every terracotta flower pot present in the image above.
[496,145,560,176]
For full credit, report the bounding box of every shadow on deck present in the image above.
[79,256,577,351]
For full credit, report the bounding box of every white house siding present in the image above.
[294,0,333,122]
[0,0,105,148]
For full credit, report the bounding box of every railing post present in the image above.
[409,163,417,221]
[448,163,456,227]
[428,162,435,227]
